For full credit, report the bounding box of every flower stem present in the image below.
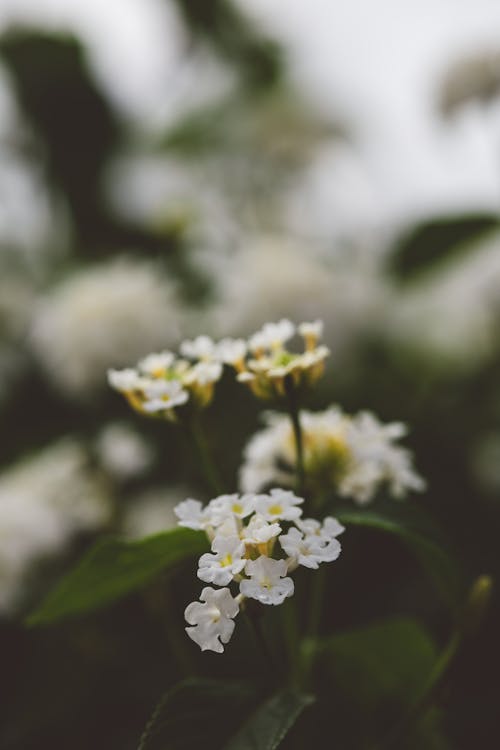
[244,612,278,684]
[284,377,305,496]
[282,596,301,688]
[185,415,223,496]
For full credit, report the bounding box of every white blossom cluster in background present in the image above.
[209,236,390,358]
[30,257,184,397]
[175,490,344,653]
[0,440,112,613]
[120,485,193,540]
[108,318,328,418]
[240,408,425,505]
[96,422,154,481]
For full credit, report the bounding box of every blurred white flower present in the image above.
[0,439,111,613]
[30,257,184,396]
[240,408,425,505]
[121,485,191,539]
[209,236,389,358]
[96,423,153,480]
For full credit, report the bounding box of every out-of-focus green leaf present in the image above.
[320,617,436,707]
[336,505,460,608]
[138,679,256,750]
[315,617,449,748]
[389,214,499,283]
[138,679,313,750]
[27,528,208,625]
[224,689,314,750]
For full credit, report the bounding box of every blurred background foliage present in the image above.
[0,1,499,748]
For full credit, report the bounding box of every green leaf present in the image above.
[27,528,208,625]
[388,213,499,283]
[138,679,256,750]
[321,617,436,706]
[336,505,460,608]
[224,689,315,750]
[315,617,447,747]
[138,680,313,750]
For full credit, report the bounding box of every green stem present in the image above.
[185,415,223,496]
[284,378,305,496]
[282,596,301,688]
[244,612,278,683]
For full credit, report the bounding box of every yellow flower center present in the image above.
[220,554,233,568]
[268,504,283,516]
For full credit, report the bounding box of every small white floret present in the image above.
[248,319,295,352]
[215,338,247,365]
[254,488,303,522]
[279,527,341,570]
[197,535,246,586]
[174,499,208,530]
[137,351,175,376]
[298,320,324,339]
[184,587,240,653]
[240,556,294,605]
[241,513,281,545]
[142,379,189,413]
[180,335,218,361]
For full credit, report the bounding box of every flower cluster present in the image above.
[232,319,329,400]
[108,345,223,419]
[108,319,328,418]
[175,489,344,652]
[240,408,425,505]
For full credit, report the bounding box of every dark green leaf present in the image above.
[138,679,256,750]
[224,689,314,750]
[27,528,208,625]
[336,505,460,608]
[138,679,313,750]
[388,213,499,283]
[315,617,445,747]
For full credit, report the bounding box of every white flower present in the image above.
[241,514,281,545]
[239,408,424,504]
[121,486,191,539]
[142,379,189,413]
[254,488,303,522]
[215,338,247,365]
[240,556,294,605]
[0,439,111,613]
[296,516,345,541]
[249,319,295,353]
[279,527,341,570]
[30,257,183,396]
[298,320,324,339]
[174,499,209,530]
[180,335,218,361]
[197,535,246,586]
[185,587,240,653]
[138,351,175,377]
[207,493,256,522]
[96,423,153,480]
[184,360,223,386]
[108,368,146,393]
